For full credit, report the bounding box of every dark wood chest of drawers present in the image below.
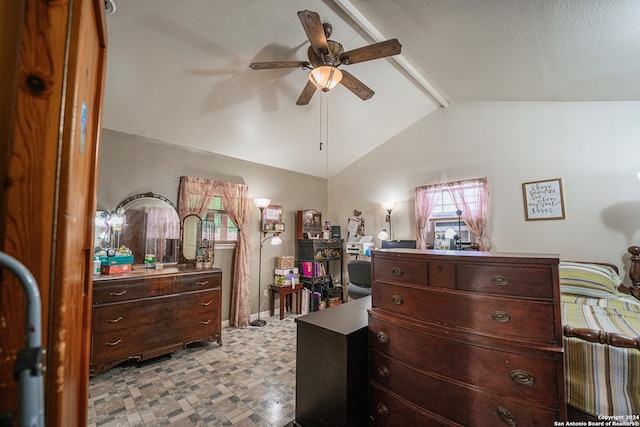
[91,266,222,376]
[368,249,566,426]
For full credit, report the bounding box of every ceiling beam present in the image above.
[332,0,449,108]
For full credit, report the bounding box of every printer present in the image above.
[346,235,374,256]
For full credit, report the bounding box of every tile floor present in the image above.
[87,315,299,426]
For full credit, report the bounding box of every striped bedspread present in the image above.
[561,294,640,416]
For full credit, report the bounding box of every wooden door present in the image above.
[0,1,107,426]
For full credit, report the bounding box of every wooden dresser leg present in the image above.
[627,246,640,299]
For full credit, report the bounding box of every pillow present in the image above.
[559,261,622,298]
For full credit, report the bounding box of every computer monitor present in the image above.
[381,239,417,249]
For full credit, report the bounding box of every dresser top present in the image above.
[373,249,559,264]
[93,264,221,282]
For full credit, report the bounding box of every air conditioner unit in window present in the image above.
[432,220,472,243]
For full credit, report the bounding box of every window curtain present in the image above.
[414,184,442,249]
[446,178,492,251]
[217,182,251,327]
[178,176,218,220]
[178,176,252,327]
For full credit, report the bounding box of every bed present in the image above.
[559,257,640,419]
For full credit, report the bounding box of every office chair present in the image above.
[347,259,372,300]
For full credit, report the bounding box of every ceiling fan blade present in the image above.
[339,39,402,65]
[250,61,310,70]
[296,80,317,106]
[297,10,329,56]
[339,70,374,101]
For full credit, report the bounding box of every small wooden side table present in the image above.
[269,283,304,320]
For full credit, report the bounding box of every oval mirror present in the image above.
[116,193,180,264]
[94,210,111,251]
[182,214,200,260]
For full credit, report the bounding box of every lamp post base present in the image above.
[250,318,267,327]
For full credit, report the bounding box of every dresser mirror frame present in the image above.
[182,214,200,260]
[182,213,216,266]
[114,192,181,265]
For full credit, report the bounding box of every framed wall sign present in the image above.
[522,178,566,221]
[262,205,284,232]
[263,205,283,223]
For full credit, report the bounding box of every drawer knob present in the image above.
[391,267,402,276]
[106,316,123,323]
[492,311,511,323]
[509,369,535,386]
[109,290,127,296]
[497,406,517,426]
[201,319,212,325]
[376,331,389,344]
[106,339,121,346]
[201,300,212,306]
[376,403,390,417]
[376,366,390,378]
[491,275,509,286]
[390,295,403,305]
[197,280,209,286]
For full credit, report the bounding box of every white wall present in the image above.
[98,129,327,321]
[329,102,640,282]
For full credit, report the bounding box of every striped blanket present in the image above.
[561,294,640,416]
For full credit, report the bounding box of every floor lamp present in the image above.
[382,201,397,240]
[251,198,282,327]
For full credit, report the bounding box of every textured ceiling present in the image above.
[102,0,640,177]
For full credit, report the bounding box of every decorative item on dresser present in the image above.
[368,249,566,426]
[90,266,222,376]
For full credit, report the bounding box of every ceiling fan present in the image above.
[249,10,402,106]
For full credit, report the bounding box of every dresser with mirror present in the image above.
[91,193,221,375]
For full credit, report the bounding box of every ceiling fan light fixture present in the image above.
[309,66,342,92]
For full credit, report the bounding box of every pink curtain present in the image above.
[217,182,251,327]
[414,184,442,249]
[446,178,492,251]
[178,176,218,221]
[178,176,252,326]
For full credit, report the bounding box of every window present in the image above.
[204,195,238,242]
[415,177,490,250]
[430,180,483,220]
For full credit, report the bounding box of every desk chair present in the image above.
[347,259,372,300]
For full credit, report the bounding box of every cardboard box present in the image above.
[100,264,132,275]
[99,255,134,266]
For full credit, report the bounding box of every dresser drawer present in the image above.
[369,354,561,427]
[92,304,219,365]
[369,314,561,406]
[93,290,218,334]
[372,282,557,342]
[174,271,221,292]
[455,263,554,299]
[93,280,157,304]
[373,257,427,286]
[369,382,460,427]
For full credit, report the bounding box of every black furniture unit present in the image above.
[295,297,370,426]
[297,239,344,309]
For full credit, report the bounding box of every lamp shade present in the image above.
[309,66,343,92]
[444,228,457,239]
[382,201,397,212]
[271,235,282,245]
[378,229,389,240]
[253,198,271,209]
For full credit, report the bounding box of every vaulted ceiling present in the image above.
[102,0,640,177]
